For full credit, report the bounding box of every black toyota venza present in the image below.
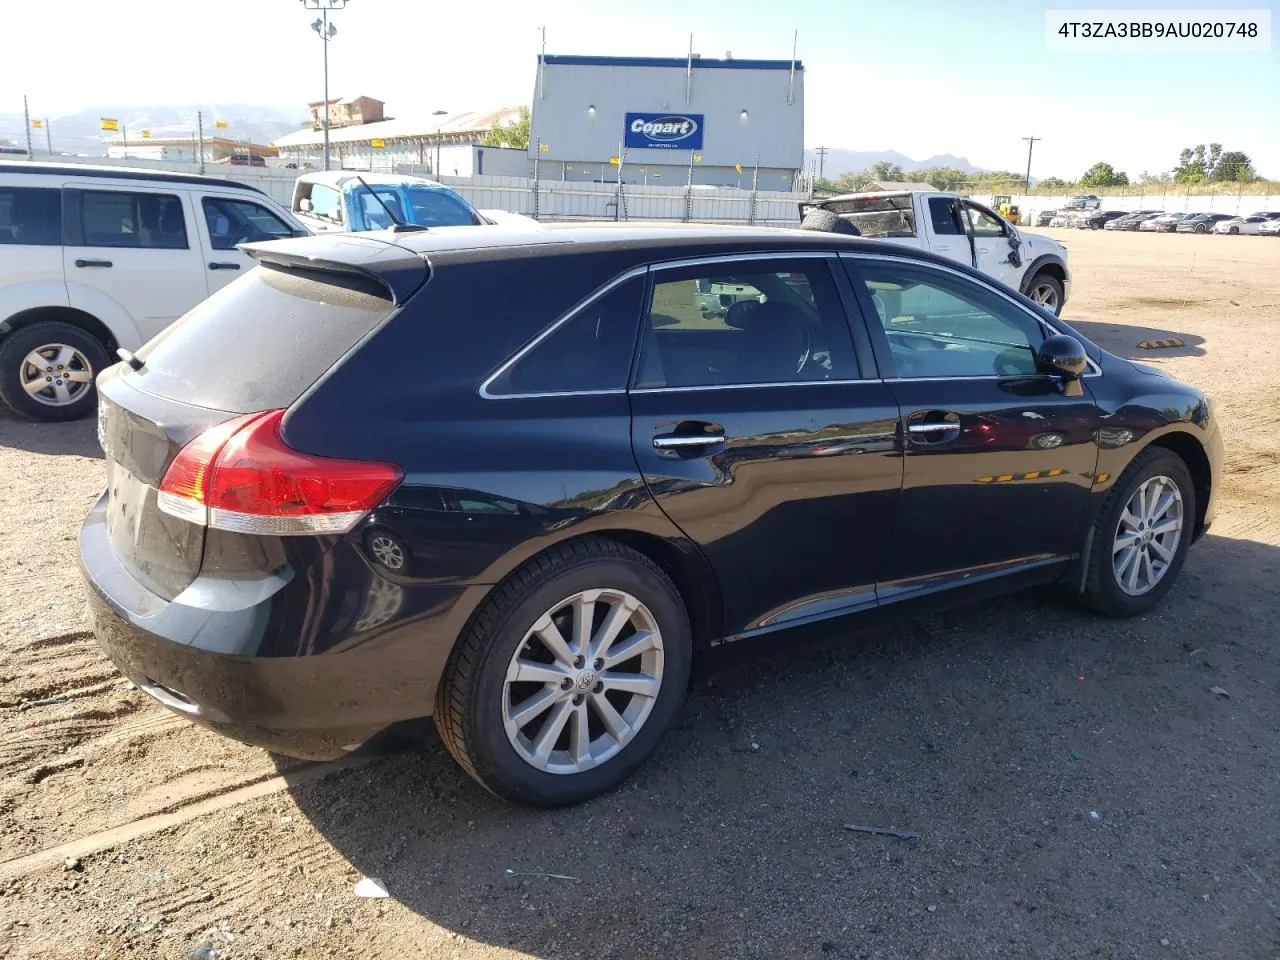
[79,224,1222,806]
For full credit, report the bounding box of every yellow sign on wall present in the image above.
[100,118,119,131]
[609,156,620,165]
[141,130,151,139]
[539,142,550,152]
[214,120,229,130]
[31,120,43,129]
[371,139,386,149]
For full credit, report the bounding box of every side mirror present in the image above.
[298,198,313,212]
[1037,334,1088,396]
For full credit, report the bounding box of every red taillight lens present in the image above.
[157,410,402,535]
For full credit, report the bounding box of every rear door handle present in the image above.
[208,261,241,271]
[74,259,112,268]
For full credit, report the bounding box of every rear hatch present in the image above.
[94,235,426,600]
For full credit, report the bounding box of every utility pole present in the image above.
[301,0,347,171]
[23,95,33,160]
[815,145,829,182]
[1022,136,1040,192]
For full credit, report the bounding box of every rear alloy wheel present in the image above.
[1195,224,1207,234]
[0,321,110,422]
[1229,226,1239,235]
[1082,447,1196,617]
[435,538,691,806]
[1026,273,1064,315]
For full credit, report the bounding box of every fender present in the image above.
[0,280,72,329]
[1019,253,1069,293]
[63,282,144,351]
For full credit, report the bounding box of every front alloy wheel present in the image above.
[20,344,95,407]
[1082,447,1196,617]
[1112,476,1184,596]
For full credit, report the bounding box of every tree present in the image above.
[1078,162,1130,187]
[867,160,905,182]
[1138,170,1173,185]
[835,170,873,191]
[1175,143,1220,183]
[1037,176,1071,190]
[1210,150,1255,182]
[910,166,969,191]
[480,106,531,150]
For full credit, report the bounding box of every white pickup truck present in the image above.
[799,190,1071,314]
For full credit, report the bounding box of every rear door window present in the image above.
[636,259,858,388]
[74,190,188,249]
[0,187,61,245]
[133,264,395,412]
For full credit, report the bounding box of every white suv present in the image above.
[0,163,308,420]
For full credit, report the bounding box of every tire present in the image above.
[1081,447,1196,618]
[1229,227,1239,235]
[0,321,110,422]
[799,208,860,236]
[434,538,692,806]
[1089,221,1100,230]
[1024,272,1065,315]
[1195,224,1207,234]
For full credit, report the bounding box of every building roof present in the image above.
[272,106,523,150]
[864,180,936,192]
[540,54,803,71]
[109,136,277,154]
[307,95,383,107]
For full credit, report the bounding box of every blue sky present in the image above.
[3,0,1276,178]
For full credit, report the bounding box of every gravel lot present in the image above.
[1,229,1277,959]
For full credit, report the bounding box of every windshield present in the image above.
[355,184,478,230]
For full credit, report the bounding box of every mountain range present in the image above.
[803,147,984,179]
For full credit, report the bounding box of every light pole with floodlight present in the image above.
[300,0,347,171]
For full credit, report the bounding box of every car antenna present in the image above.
[354,176,429,234]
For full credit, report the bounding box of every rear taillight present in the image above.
[157,410,402,535]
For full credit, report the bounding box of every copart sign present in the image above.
[624,113,704,150]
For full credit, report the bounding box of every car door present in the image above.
[62,185,209,344]
[628,253,902,636]
[960,200,1022,287]
[921,195,975,268]
[197,193,303,293]
[842,252,1100,600]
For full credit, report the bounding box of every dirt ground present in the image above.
[1,229,1277,959]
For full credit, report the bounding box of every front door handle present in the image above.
[907,415,961,444]
[74,259,112,268]
[208,261,241,271]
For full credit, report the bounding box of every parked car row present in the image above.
[1038,207,1280,234]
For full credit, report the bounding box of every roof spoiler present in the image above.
[241,234,429,305]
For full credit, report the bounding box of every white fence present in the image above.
[973,192,1280,223]
[13,155,808,226]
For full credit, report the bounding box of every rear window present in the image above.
[133,264,394,412]
[0,187,61,245]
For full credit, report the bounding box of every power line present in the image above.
[815,145,828,182]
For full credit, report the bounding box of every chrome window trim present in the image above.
[648,250,842,271]
[630,379,861,395]
[478,265,649,401]
[840,252,1101,379]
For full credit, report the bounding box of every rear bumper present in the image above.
[78,494,472,760]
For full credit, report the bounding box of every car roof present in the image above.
[0,161,269,197]
[243,221,1014,305]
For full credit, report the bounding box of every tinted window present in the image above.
[927,197,962,236]
[853,259,1045,378]
[77,190,188,249]
[0,187,61,245]
[202,197,295,250]
[486,275,644,396]
[134,265,394,412]
[637,259,858,389]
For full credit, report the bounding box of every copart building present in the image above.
[529,53,804,189]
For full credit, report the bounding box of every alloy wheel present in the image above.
[1031,283,1059,310]
[19,344,95,407]
[503,588,664,775]
[1112,475,1184,596]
